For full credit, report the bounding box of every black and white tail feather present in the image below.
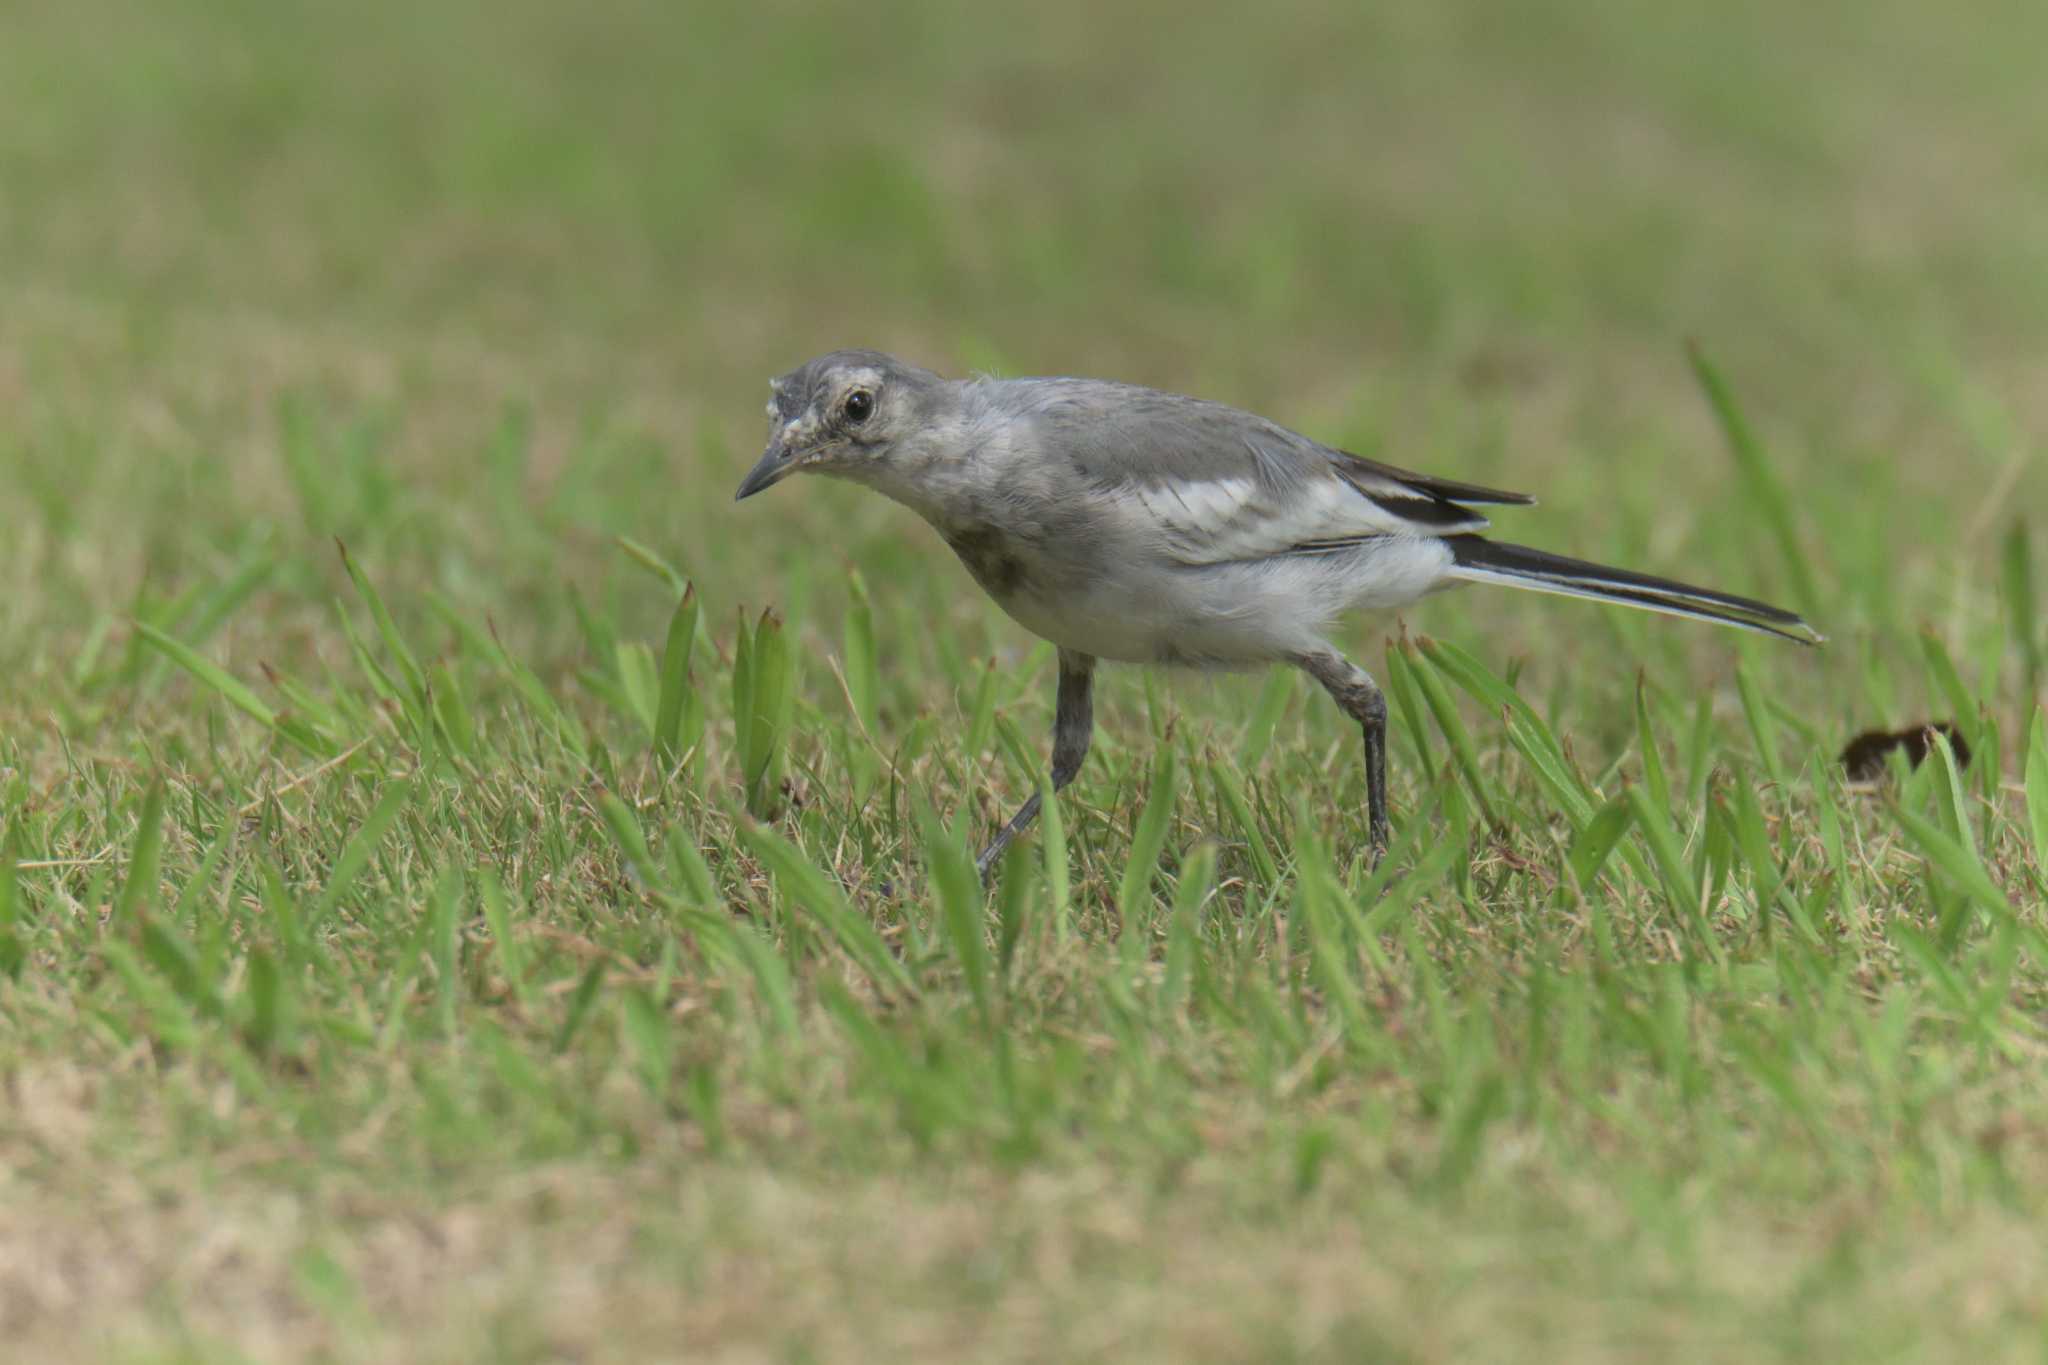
[1444,535,1822,645]
[1320,451,1820,646]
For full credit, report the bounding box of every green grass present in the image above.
[5,0,2048,1359]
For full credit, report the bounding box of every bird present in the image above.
[734,349,1820,878]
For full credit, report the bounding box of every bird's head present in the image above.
[733,349,945,501]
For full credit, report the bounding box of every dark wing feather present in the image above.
[1332,450,1536,508]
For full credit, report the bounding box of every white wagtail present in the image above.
[735,350,1820,875]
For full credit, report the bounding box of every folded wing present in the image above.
[1012,377,1533,565]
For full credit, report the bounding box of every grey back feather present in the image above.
[974,375,1524,549]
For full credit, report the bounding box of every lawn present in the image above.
[4,0,2048,1359]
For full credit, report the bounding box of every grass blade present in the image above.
[734,609,796,818]
[1211,762,1279,888]
[2005,522,2040,704]
[1734,661,1782,787]
[1685,341,1819,615]
[620,988,673,1100]
[2027,710,2048,878]
[1627,785,1710,954]
[1892,802,2013,920]
[241,947,288,1057]
[1635,677,1670,817]
[553,959,607,1054]
[1928,727,1976,857]
[616,535,688,597]
[429,865,462,1038]
[1567,794,1635,894]
[1402,641,1500,827]
[1119,747,1179,944]
[134,622,277,729]
[654,584,700,764]
[740,825,915,1002]
[922,802,992,1026]
[1919,631,1979,754]
[0,821,22,978]
[1162,841,1216,1013]
[139,916,223,1018]
[311,777,413,927]
[114,779,168,927]
[1295,833,1368,1040]
[843,572,881,735]
[478,870,534,1011]
[1423,637,1594,825]
[337,540,427,703]
[1236,669,1295,769]
[1040,770,1072,944]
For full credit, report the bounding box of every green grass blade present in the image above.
[963,659,999,761]
[616,535,688,597]
[1381,640,1436,773]
[843,572,881,735]
[596,794,659,887]
[0,821,22,978]
[1162,841,1216,1012]
[2004,522,2040,702]
[1891,802,2014,921]
[241,947,287,1057]
[2027,710,2048,877]
[1627,785,1708,945]
[922,802,992,1026]
[619,988,673,1100]
[734,609,795,818]
[1685,341,1819,615]
[1119,747,1179,944]
[740,825,916,1001]
[1734,661,1783,787]
[653,584,699,764]
[1567,794,1635,894]
[552,959,607,1054]
[114,779,168,927]
[990,841,1033,980]
[1421,637,1594,824]
[1295,833,1368,1040]
[1040,770,1072,944]
[1236,669,1295,769]
[311,777,413,927]
[337,540,428,703]
[429,865,462,1038]
[429,662,478,758]
[133,621,277,729]
[478,869,534,1012]
[1929,728,1976,858]
[1210,763,1278,888]
[139,915,223,1018]
[1919,631,1979,753]
[718,918,800,1039]
[132,547,278,694]
[1402,642,1500,827]
[613,641,661,734]
[1635,677,1671,817]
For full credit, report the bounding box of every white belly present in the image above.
[989,537,1456,667]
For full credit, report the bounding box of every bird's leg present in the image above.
[975,650,1096,881]
[1296,649,1390,861]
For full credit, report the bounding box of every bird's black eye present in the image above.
[843,389,874,424]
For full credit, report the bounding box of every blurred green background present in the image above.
[6,0,2045,690]
[5,2,2048,1361]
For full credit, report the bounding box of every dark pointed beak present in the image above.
[733,439,796,502]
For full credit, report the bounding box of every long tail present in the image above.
[1444,536,1822,645]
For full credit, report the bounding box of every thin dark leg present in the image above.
[975,650,1095,880]
[1296,649,1390,861]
